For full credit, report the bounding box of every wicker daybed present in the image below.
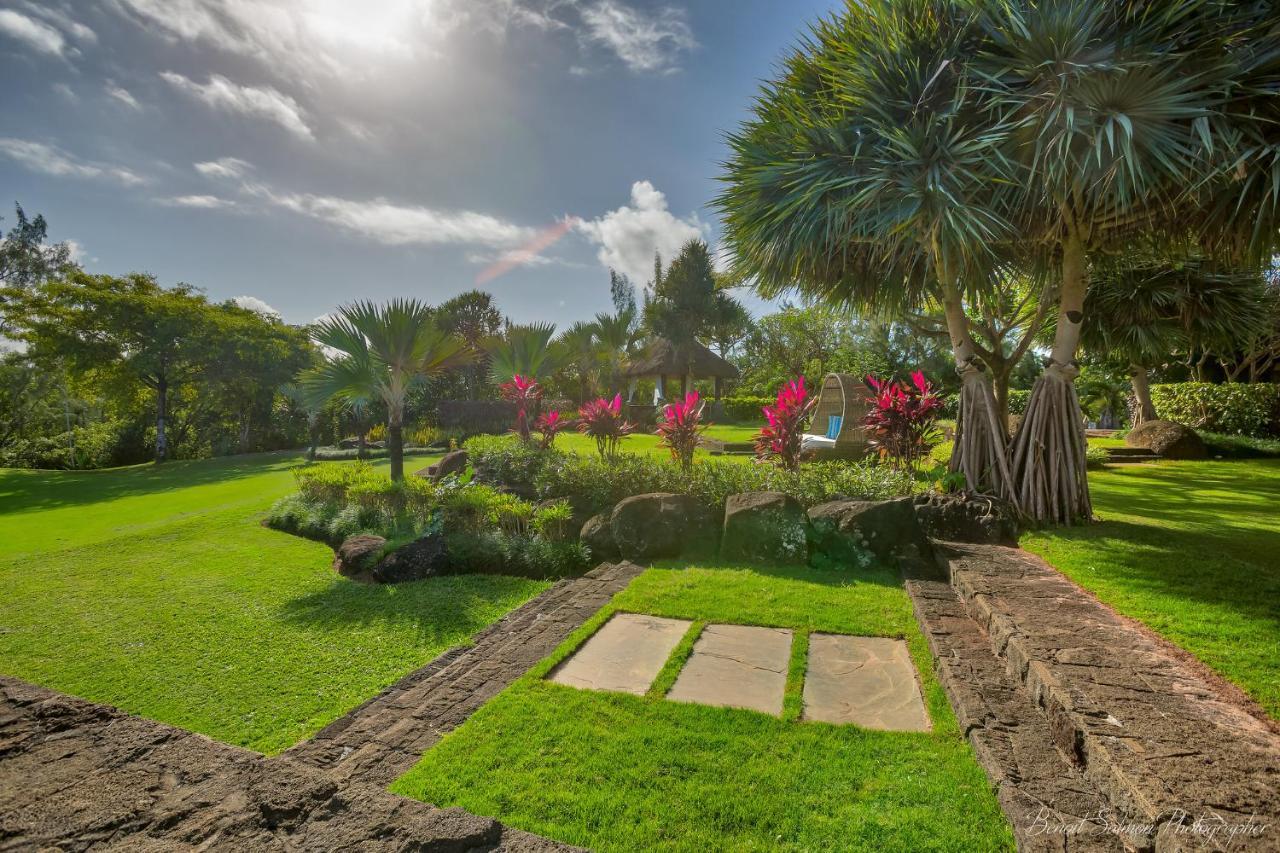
[800,373,873,460]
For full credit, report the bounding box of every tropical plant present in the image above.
[487,322,560,382]
[302,299,472,481]
[500,374,542,443]
[655,390,707,472]
[534,409,570,450]
[754,378,817,472]
[863,372,944,471]
[556,320,605,401]
[592,307,639,394]
[717,0,1018,502]
[576,393,634,459]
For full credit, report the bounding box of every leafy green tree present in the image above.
[303,300,471,481]
[0,203,79,332]
[14,272,223,462]
[436,290,504,400]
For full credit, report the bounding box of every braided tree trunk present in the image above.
[1010,235,1092,524]
[941,283,1014,501]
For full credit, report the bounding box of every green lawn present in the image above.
[0,452,551,754]
[552,422,759,460]
[392,560,1013,852]
[1023,459,1280,720]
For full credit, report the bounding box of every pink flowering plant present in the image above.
[500,374,542,443]
[577,393,635,459]
[655,391,707,472]
[754,378,818,471]
[534,409,570,450]
[862,371,943,471]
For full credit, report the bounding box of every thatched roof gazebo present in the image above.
[622,338,739,413]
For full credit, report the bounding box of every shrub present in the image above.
[500,374,542,443]
[863,372,944,471]
[1085,444,1110,469]
[466,433,551,493]
[755,378,818,471]
[655,391,707,472]
[720,395,772,423]
[442,530,589,578]
[531,499,574,541]
[1149,382,1280,437]
[577,393,635,458]
[440,482,534,536]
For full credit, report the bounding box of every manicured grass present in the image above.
[1023,459,1280,720]
[392,561,1013,852]
[552,422,759,460]
[0,452,551,754]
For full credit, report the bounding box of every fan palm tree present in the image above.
[557,320,605,401]
[717,0,1021,499]
[302,300,471,481]
[486,322,561,383]
[593,307,638,394]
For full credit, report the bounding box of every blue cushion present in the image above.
[825,415,843,440]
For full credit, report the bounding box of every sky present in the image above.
[0,0,838,327]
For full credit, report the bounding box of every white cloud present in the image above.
[52,82,77,102]
[0,138,147,186]
[63,239,85,263]
[194,156,252,179]
[232,295,279,317]
[106,82,142,110]
[576,180,705,284]
[158,194,236,209]
[579,0,695,73]
[160,72,314,141]
[20,3,96,44]
[0,9,68,56]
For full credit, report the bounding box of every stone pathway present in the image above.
[802,634,929,730]
[909,543,1280,852]
[1,562,645,851]
[668,624,792,715]
[286,561,644,786]
[549,613,690,694]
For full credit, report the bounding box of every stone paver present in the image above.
[667,624,792,715]
[802,634,929,731]
[549,613,691,694]
[941,543,1280,851]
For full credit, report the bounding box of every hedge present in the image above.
[1150,382,1280,437]
[717,396,772,423]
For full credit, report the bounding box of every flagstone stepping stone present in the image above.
[549,613,691,695]
[667,624,792,715]
[802,634,929,731]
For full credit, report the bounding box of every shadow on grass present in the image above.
[275,572,546,644]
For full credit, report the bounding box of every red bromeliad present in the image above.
[534,409,570,450]
[500,374,543,443]
[577,393,635,459]
[655,391,707,472]
[755,377,817,471]
[863,371,943,470]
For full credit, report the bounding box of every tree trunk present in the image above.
[993,367,1011,437]
[1010,233,1091,524]
[307,416,318,461]
[388,412,405,482]
[940,282,1014,500]
[1129,365,1157,427]
[155,379,169,463]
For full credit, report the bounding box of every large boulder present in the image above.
[415,449,468,481]
[807,497,930,563]
[912,493,1019,545]
[580,509,620,559]
[333,534,386,578]
[721,491,808,564]
[368,532,449,583]
[609,493,704,561]
[1125,419,1207,460]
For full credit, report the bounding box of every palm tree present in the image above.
[278,383,322,461]
[557,320,605,401]
[302,300,471,481]
[592,307,638,395]
[486,322,560,383]
[717,0,1020,500]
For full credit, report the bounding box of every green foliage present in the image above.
[1150,383,1280,437]
[1085,445,1110,469]
[1200,432,1280,459]
[719,396,772,423]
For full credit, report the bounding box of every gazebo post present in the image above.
[714,376,722,400]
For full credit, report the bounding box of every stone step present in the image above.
[940,543,1280,851]
[906,575,1125,852]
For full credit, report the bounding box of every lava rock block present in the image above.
[807,497,930,562]
[368,532,449,584]
[912,493,1019,545]
[415,449,468,481]
[333,534,387,578]
[721,491,809,564]
[1125,419,1207,460]
[609,493,703,561]
[580,509,620,559]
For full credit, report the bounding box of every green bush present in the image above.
[310,445,436,461]
[1085,444,1109,468]
[1150,383,1280,437]
[442,530,589,578]
[467,434,914,516]
[1200,431,1280,458]
[719,396,772,423]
